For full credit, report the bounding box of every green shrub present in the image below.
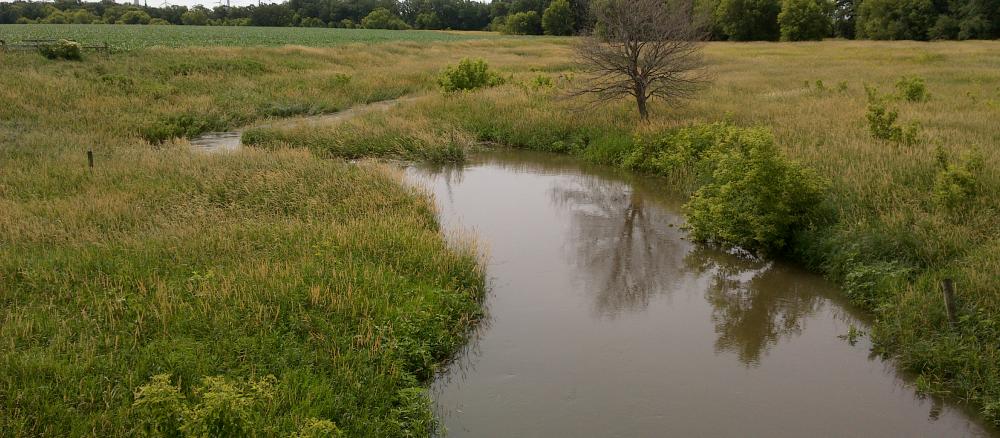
[291,418,344,438]
[133,374,294,438]
[133,374,187,438]
[896,76,929,102]
[181,376,261,437]
[437,58,505,92]
[866,101,920,144]
[38,39,82,61]
[684,127,827,254]
[933,148,983,212]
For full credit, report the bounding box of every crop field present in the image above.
[1,24,999,436]
[0,24,497,50]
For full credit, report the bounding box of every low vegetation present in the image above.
[1,29,999,436]
[436,58,506,92]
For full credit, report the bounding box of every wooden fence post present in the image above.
[87,150,94,169]
[941,278,958,328]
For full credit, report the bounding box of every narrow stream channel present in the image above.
[408,150,996,438]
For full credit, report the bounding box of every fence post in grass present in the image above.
[941,278,958,328]
[87,149,94,169]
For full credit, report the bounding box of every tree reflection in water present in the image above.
[551,175,687,318]
[685,247,825,367]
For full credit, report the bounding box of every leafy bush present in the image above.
[133,374,186,438]
[38,39,82,61]
[896,76,929,102]
[134,374,335,438]
[684,127,827,254]
[933,148,983,212]
[290,418,344,438]
[437,58,505,92]
[866,102,920,144]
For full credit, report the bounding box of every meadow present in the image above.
[1,24,999,435]
[0,24,497,49]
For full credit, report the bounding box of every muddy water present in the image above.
[408,150,996,438]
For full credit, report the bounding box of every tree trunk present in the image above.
[635,92,649,120]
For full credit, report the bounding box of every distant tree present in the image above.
[574,0,710,119]
[149,17,170,24]
[300,16,325,26]
[70,9,99,24]
[250,3,294,26]
[505,10,541,34]
[181,8,209,25]
[928,14,960,39]
[118,10,152,24]
[542,0,574,35]
[42,10,69,24]
[778,0,833,40]
[950,0,1000,39]
[716,0,781,40]
[855,0,936,40]
[414,11,442,29]
[362,7,411,29]
[832,0,855,38]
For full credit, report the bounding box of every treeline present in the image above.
[2,0,998,40]
[0,0,585,34]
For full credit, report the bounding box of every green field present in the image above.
[1,24,999,436]
[0,24,497,49]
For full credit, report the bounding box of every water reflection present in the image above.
[551,176,686,318]
[685,248,825,366]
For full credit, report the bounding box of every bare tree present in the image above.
[573,0,710,120]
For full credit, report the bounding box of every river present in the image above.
[408,150,995,438]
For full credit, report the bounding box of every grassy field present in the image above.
[1,24,999,435]
[0,24,497,50]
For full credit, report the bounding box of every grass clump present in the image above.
[437,58,506,92]
[38,39,82,60]
[140,112,233,143]
[243,110,471,163]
